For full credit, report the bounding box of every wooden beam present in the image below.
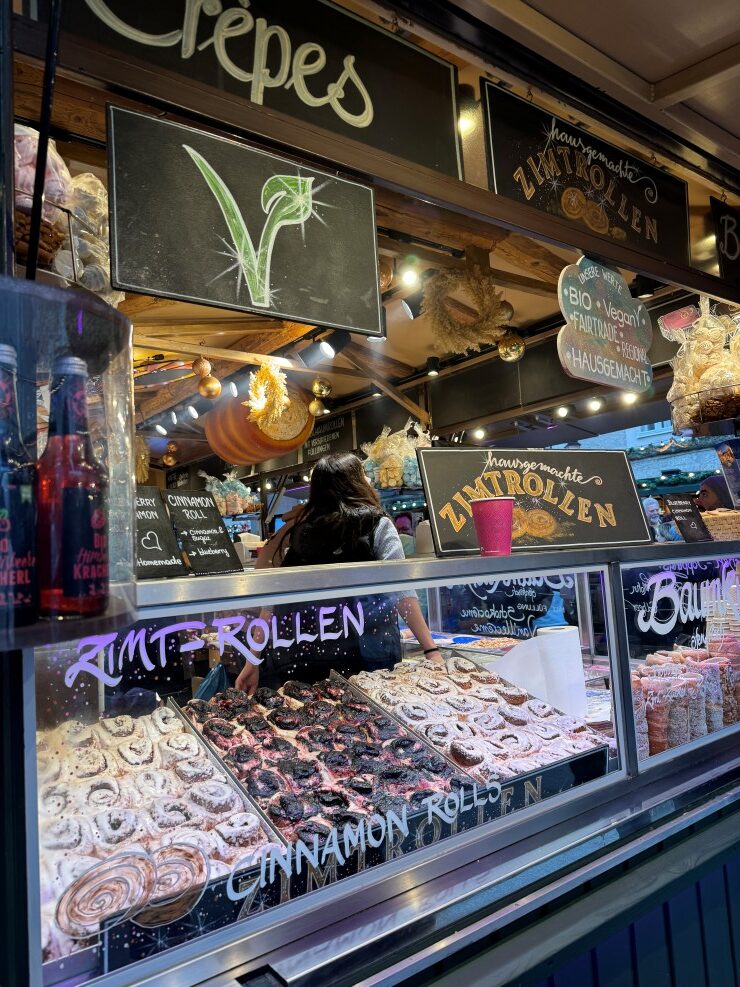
[652,43,740,108]
[134,334,325,375]
[343,341,414,379]
[490,232,566,283]
[343,350,430,424]
[120,295,180,318]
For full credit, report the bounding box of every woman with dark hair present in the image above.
[236,453,441,693]
[695,475,734,512]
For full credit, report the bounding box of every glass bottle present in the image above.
[0,344,36,628]
[37,356,109,617]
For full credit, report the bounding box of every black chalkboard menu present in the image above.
[417,447,651,556]
[108,107,383,335]
[663,494,712,543]
[303,412,355,462]
[135,487,188,580]
[162,490,243,576]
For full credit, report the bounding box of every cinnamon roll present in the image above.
[149,797,203,831]
[417,719,476,749]
[52,719,95,749]
[215,812,263,849]
[117,737,158,771]
[526,699,556,719]
[449,739,491,767]
[189,780,239,816]
[69,748,120,781]
[497,701,530,726]
[55,851,156,938]
[133,770,181,801]
[41,817,94,855]
[158,733,201,766]
[493,683,528,706]
[173,757,217,785]
[414,676,450,696]
[132,844,209,928]
[445,656,478,674]
[37,751,61,786]
[468,685,502,704]
[75,776,127,812]
[447,673,473,690]
[162,827,228,862]
[93,808,149,849]
[443,694,485,718]
[95,715,141,746]
[488,728,539,757]
[146,707,184,738]
[471,708,506,734]
[396,700,445,725]
[40,783,74,817]
[527,721,562,742]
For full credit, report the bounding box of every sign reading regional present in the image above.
[557,257,653,392]
[108,107,383,335]
[417,447,651,556]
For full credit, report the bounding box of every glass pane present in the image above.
[621,553,740,761]
[34,566,617,983]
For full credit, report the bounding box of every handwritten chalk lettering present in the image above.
[83,1,374,129]
[633,562,740,636]
[62,603,365,686]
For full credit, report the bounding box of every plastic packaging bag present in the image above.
[195,663,229,701]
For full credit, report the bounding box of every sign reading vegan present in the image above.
[60,1,460,178]
[710,197,740,284]
[162,490,243,576]
[417,448,651,556]
[108,107,383,335]
[482,84,689,265]
[135,486,187,579]
[557,257,653,392]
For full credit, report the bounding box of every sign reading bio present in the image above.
[557,257,653,392]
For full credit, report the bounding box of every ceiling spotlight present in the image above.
[229,381,238,397]
[302,340,334,367]
[587,397,603,413]
[324,329,351,355]
[554,406,569,419]
[187,405,199,419]
[154,424,167,436]
[426,356,440,377]
[302,474,310,482]
[621,392,638,405]
[473,427,487,440]
[405,290,424,319]
[265,481,273,491]
[400,264,419,288]
[632,275,662,299]
[169,411,178,425]
[385,297,414,322]
[373,390,382,397]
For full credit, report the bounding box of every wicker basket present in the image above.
[702,509,740,542]
[14,207,65,269]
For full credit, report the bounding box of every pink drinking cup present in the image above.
[470,497,515,556]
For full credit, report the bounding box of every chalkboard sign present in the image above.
[558,257,653,392]
[417,447,651,556]
[135,487,188,580]
[61,0,460,178]
[482,83,690,266]
[710,197,740,284]
[162,490,243,576]
[108,107,383,335]
[166,466,190,490]
[303,412,355,462]
[663,494,712,543]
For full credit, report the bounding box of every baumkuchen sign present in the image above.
[482,83,690,265]
[108,108,383,334]
[60,0,460,178]
[417,447,651,556]
[557,257,653,392]
[710,196,740,284]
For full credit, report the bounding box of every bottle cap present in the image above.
[52,355,88,377]
[0,344,18,371]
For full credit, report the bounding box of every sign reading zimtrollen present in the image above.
[482,83,690,265]
[108,107,383,335]
[417,448,651,556]
[557,257,653,392]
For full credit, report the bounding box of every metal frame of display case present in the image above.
[18,541,740,987]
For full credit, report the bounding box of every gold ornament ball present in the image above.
[498,331,525,362]
[308,397,326,417]
[198,374,222,399]
[500,300,515,323]
[166,440,179,454]
[192,356,212,378]
[378,258,393,292]
[311,378,332,398]
[162,453,178,467]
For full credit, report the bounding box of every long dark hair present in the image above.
[292,453,382,553]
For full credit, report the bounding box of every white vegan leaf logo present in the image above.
[184,144,319,307]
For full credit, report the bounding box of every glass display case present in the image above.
[21,542,737,987]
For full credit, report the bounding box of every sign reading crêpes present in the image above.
[417,448,651,556]
[557,257,653,392]
[482,83,690,265]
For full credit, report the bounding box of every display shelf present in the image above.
[1,586,135,651]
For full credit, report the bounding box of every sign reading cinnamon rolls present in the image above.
[417,448,651,555]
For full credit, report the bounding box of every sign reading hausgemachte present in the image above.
[482,83,690,266]
[417,447,651,556]
[557,257,653,392]
[60,0,461,178]
[108,107,383,335]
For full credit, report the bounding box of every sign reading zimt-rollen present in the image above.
[557,257,653,392]
[417,448,651,556]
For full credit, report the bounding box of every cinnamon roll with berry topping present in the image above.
[267,793,317,826]
[223,745,261,778]
[244,768,285,800]
[281,680,319,704]
[253,687,288,710]
[201,718,241,751]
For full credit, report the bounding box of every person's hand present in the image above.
[235,660,259,695]
[425,648,444,664]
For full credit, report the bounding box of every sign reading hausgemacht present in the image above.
[303,412,355,462]
[557,257,653,392]
[710,197,740,284]
[162,490,243,576]
[135,486,188,579]
[417,447,651,556]
[108,107,383,335]
[61,1,460,177]
[482,83,690,265]
[662,494,712,544]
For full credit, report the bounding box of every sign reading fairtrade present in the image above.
[108,108,383,335]
[162,490,243,576]
[59,1,461,178]
[557,257,653,392]
[482,84,690,265]
[417,447,651,556]
[135,487,188,579]
[710,197,740,284]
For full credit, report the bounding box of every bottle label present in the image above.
[0,475,36,613]
[62,488,109,600]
